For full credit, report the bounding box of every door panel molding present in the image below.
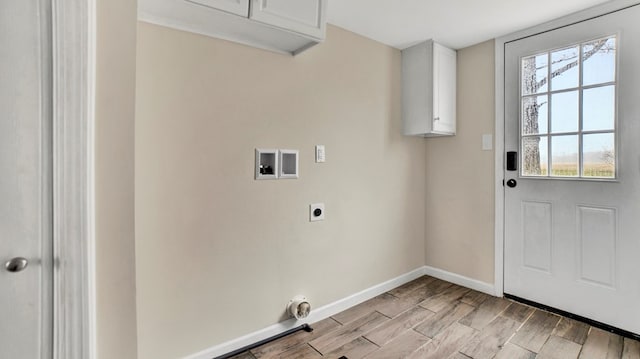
[494,0,640,299]
[576,205,617,288]
[521,201,553,273]
[52,0,96,358]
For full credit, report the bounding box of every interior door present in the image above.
[0,0,53,357]
[504,4,640,335]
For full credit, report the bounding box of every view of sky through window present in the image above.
[520,35,616,178]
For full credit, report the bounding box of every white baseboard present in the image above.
[184,266,426,359]
[185,266,496,358]
[423,265,496,296]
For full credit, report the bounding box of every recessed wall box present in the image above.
[279,149,299,179]
[255,148,278,180]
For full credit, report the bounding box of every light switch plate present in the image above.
[482,134,493,151]
[315,145,325,163]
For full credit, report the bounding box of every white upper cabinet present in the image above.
[402,40,457,137]
[139,0,327,55]
[189,0,249,17]
[250,0,326,40]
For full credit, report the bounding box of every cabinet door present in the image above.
[187,0,249,17]
[432,43,457,134]
[249,0,326,39]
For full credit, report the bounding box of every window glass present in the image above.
[583,85,615,131]
[583,37,616,86]
[551,135,579,177]
[522,53,548,95]
[522,95,548,135]
[522,136,548,176]
[520,35,616,179]
[551,91,579,133]
[551,46,580,91]
[583,133,615,178]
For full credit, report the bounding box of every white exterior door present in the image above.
[504,4,640,335]
[0,0,53,357]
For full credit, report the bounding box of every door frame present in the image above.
[493,0,640,298]
[51,0,96,358]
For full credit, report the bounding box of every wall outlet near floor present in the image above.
[309,203,325,222]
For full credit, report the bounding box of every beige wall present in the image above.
[424,40,496,284]
[95,0,138,358]
[135,23,427,358]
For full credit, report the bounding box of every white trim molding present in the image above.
[185,266,495,359]
[422,266,495,296]
[185,267,426,359]
[51,0,96,358]
[494,36,506,299]
[494,0,640,299]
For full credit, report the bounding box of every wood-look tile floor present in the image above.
[230,276,640,359]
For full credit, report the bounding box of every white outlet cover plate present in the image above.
[315,145,325,163]
[482,134,493,151]
[310,203,325,221]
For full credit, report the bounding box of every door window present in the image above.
[520,36,617,178]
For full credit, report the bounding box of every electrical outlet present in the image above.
[309,203,325,222]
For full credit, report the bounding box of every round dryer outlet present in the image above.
[287,295,311,320]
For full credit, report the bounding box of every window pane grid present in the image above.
[519,35,616,179]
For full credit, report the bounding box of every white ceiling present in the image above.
[327,0,613,50]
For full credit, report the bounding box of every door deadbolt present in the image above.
[5,257,28,273]
[506,179,517,188]
[506,151,518,171]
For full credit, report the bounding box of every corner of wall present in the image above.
[95,0,138,358]
[423,39,496,285]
